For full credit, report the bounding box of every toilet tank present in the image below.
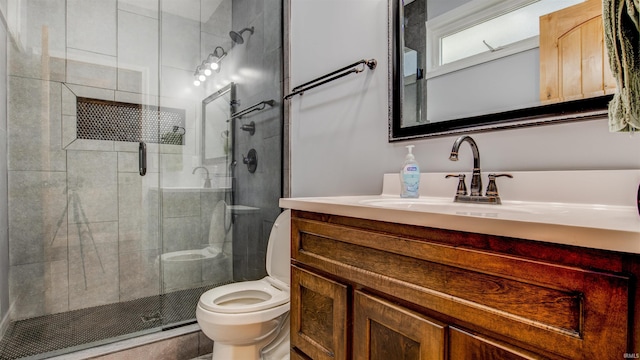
[266,210,291,287]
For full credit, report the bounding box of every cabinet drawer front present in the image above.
[292,216,631,359]
[449,327,543,360]
[291,266,348,360]
[354,291,447,360]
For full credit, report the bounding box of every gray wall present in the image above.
[0,2,9,334]
[288,0,640,198]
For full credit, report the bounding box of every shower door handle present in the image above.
[139,141,147,176]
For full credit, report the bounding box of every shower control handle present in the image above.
[242,149,258,173]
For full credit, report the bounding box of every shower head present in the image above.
[229,26,254,44]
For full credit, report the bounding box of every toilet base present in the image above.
[209,318,289,360]
[212,342,261,360]
[210,340,290,360]
[261,317,290,360]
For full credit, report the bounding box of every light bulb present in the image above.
[204,68,212,76]
[193,79,201,86]
[210,62,220,71]
[198,74,206,82]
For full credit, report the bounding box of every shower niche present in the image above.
[76,97,187,145]
[60,84,192,152]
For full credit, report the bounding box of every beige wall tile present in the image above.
[67,151,118,223]
[67,0,117,56]
[8,77,66,171]
[8,171,67,265]
[119,249,160,301]
[68,221,119,310]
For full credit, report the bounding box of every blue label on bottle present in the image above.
[401,166,420,198]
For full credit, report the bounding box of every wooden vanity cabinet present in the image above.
[289,210,639,360]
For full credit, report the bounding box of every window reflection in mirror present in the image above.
[392,0,614,140]
[436,0,585,69]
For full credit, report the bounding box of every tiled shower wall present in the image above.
[5,0,220,320]
[227,0,283,281]
[0,3,10,333]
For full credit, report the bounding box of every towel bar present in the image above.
[284,59,377,100]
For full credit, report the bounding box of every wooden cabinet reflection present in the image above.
[540,0,617,103]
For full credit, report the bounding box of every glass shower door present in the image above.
[1,0,170,358]
[1,0,283,356]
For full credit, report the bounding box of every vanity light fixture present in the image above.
[193,46,227,86]
[193,66,206,86]
[207,46,227,71]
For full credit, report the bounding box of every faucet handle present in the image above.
[446,174,468,196]
[485,173,513,197]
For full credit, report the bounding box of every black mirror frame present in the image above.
[388,0,612,142]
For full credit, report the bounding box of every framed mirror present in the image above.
[202,83,236,165]
[390,0,614,141]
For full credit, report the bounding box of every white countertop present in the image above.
[280,171,640,254]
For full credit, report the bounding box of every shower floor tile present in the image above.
[0,286,218,360]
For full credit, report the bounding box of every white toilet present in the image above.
[161,200,232,291]
[196,210,291,360]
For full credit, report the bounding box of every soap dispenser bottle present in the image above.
[400,145,420,198]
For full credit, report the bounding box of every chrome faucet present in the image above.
[447,135,512,204]
[192,166,212,188]
[449,135,482,196]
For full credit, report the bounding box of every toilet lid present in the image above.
[266,210,291,286]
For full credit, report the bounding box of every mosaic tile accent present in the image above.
[0,285,226,359]
[76,98,186,145]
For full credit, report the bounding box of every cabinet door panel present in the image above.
[354,291,446,360]
[291,265,348,360]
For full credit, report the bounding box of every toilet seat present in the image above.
[199,277,289,314]
[160,244,223,262]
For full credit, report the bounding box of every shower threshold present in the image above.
[0,286,218,360]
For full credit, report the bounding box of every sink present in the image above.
[358,197,552,216]
[359,197,452,208]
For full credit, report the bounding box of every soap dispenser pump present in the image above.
[400,145,420,198]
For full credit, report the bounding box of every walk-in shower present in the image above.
[0,0,282,358]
